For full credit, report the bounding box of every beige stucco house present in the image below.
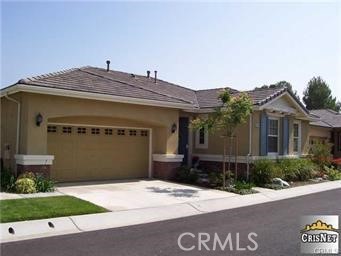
[309,109,341,158]
[1,65,314,182]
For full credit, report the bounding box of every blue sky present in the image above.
[1,1,340,100]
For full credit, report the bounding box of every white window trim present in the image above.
[195,127,208,149]
[267,117,279,156]
[293,120,302,155]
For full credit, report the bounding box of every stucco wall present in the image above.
[1,92,181,169]
[191,111,310,157]
[308,125,332,141]
[192,112,254,156]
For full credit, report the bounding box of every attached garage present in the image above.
[47,124,150,182]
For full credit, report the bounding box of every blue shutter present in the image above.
[282,117,289,155]
[260,112,268,156]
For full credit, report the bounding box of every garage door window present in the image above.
[117,129,125,135]
[91,128,100,135]
[47,126,57,133]
[129,130,137,136]
[105,128,113,135]
[77,127,86,134]
[62,127,72,134]
[141,130,148,137]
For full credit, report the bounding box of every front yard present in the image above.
[0,196,108,223]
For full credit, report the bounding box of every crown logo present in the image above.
[302,220,337,232]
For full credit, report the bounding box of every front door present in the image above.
[178,117,189,165]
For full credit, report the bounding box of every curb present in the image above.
[1,180,340,243]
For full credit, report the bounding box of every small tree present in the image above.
[190,89,253,188]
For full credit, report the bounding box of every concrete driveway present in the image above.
[57,179,235,211]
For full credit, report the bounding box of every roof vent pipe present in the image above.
[154,70,157,83]
[147,70,150,78]
[106,60,110,72]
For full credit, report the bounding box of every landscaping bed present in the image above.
[0,196,108,223]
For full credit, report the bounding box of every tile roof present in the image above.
[16,66,197,106]
[310,109,341,128]
[4,66,308,112]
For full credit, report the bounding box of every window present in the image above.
[129,130,137,136]
[47,126,57,133]
[77,127,86,134]
[104,128,113,135]
[293,121,301,154]
[117,129,125,136]
[62,126,72,134]
[268,118,279,154]
[91,128,100,135]
[195,126,208,149]
[140,130,148,137]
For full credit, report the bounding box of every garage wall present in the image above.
[17,92,180,156]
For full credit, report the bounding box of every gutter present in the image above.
[4,94,20,175]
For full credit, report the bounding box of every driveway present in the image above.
[57,179,235,211]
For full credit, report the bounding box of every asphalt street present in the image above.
[1,188,340,256]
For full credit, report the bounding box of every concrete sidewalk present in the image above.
[1,180,340,243]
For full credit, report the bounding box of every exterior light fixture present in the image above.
[36,113,43,126]
[171,123,177,133]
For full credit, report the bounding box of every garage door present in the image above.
[47,124,149,182]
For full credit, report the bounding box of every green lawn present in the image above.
[0,196,108,223]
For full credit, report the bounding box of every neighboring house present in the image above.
[0,65,313,182]
[309,109,341,158]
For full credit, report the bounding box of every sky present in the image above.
[1,1,340,100]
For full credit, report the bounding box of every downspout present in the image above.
[5,93,20,176]
[247,114,252,181]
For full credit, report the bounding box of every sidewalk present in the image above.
[1,180,340,243]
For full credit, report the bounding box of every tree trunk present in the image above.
[235,136,238,180]
[222,137,226,189]
[228,136,233,181]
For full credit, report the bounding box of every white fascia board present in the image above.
[258,91,311,119]
[152,154,184,162]
[1,84,197,110]
[15,155,55,165]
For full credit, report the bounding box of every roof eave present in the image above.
[0,84,197,110]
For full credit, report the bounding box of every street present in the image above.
[1,188,340,256]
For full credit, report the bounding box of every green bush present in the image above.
[18,171,36,180]
[1,168,16,192]
[309,142,333,167]
[15,178,37,194]
[278,158,318,181]
[35,175,55,192]
[252,159,282,185]
[234,180,254,190]
[175,166,198,184]
[208,171,234,187]
[324,166,341,181]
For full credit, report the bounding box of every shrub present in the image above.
[208,171,234,187]
[175,166,198,184]
[278,158,318,181]
[35,174,55,192]
[324,166,341,181]
[309,142,333,167]
[18,171,36,180]
[1,168,16,192]
[252,159,282,185]
[234,180,254,190]
[15,178,37,194]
